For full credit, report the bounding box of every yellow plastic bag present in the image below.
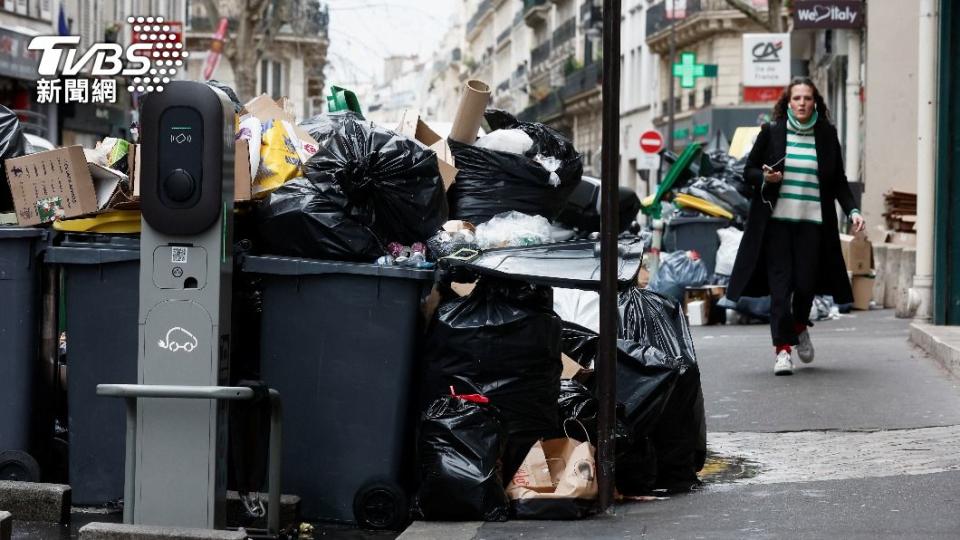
[252,118,303,198]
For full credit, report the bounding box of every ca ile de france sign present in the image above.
[793,1,864,30]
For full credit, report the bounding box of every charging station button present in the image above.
[164,169,196,202]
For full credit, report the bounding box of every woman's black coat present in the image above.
[726,119,857,304]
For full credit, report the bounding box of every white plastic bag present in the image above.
[474,128,534,155]
[714,227,744,277]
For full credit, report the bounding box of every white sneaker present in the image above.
[774,350,794,376]
[797,330,815,364]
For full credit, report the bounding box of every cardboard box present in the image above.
[4,146,125,226]
[839,233,873,275]
[561,353,582,380]
[234,139,252,201]
[396,109,459,190]
[851,275,875,310]
[242,94,319,160]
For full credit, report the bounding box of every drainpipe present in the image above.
[844,30,861,186]
[910,0,939,321]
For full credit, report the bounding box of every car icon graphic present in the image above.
[158,327,198,353]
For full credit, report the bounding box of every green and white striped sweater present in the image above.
[772,128,822,223]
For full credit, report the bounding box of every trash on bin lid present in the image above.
[445,236,648,291]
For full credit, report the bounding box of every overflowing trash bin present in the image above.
[44,234,140,504]
[241,254,435,530]
[0,228,46,482]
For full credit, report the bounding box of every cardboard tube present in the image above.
[449,80,491,144]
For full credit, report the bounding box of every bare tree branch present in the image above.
[724,0,775,32]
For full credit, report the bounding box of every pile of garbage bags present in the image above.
[255,108,587,264]
[414,278,706,522]
[257,113,448,261]
[448,110,582,226]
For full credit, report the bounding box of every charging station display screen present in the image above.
[158,106,204,208]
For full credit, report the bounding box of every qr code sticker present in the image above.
[171,247,188,264]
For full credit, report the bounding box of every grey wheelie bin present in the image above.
[45,235,139,505]
[0,227,46,481]
[241,255,435,530]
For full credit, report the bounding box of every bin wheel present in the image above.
[0,450,41,482]
[353,480,409,531]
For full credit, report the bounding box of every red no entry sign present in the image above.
[640,130,663,153]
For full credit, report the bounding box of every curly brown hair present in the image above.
[772,77,832,124]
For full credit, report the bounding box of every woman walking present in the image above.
[727,77,865,376]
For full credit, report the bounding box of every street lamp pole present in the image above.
[598,0,621,513]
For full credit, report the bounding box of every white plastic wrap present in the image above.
[475,211,554,249]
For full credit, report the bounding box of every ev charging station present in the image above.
[97,80,281,535]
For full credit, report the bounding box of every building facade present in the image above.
[183,0,329,120]
[620,0,659,197]
[646,0,777,153]
[0,0,58,142]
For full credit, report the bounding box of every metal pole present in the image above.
[667,0,676,152]
[598,0,621,513]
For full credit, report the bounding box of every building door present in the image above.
[935,0,960,324]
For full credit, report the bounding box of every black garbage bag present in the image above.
[558,321,681,496]
[206,80,242,113]
[413,395,509,522]
[422,278,562,482]
[618,288,706,491]
[256,177,384,261]
[298,111,361,146]
[0,105,28,212]
[649,250,710,303]
[555,176,642,234]
[558,380,598,440]
[448,109,582,225]
[302,115,448,246]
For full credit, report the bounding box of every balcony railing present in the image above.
[553,18,576,45]
[518,90,564,122]
[467,0,493,36]
[560,61,601,100]
[531,40,552,67]
[497,28,511,45]
[497,79,510,93]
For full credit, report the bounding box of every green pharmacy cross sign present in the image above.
[672,52,718,89]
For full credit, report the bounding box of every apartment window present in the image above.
[674,95,682,112]
[704,86,712,106]
[688,91,695,110]
[260,60,284,98]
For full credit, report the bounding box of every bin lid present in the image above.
[0,226,46,239]
[446,236,648,291]
[240,255,436,281]
[45,245,141,264]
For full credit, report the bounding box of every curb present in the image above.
[910,322,960,379]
